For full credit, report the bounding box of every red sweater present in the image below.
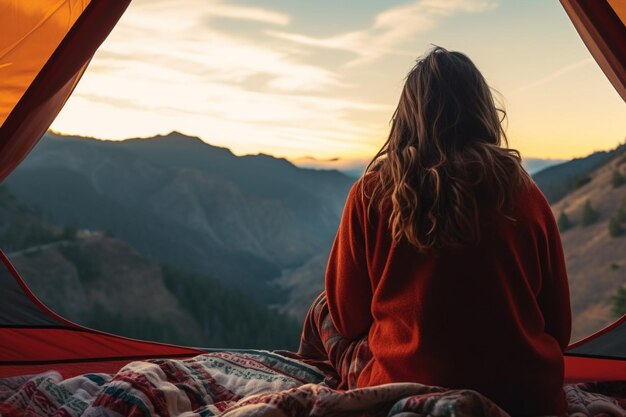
[325,173,571,416]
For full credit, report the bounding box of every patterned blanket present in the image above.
[1,293,625,417]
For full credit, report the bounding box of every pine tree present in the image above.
[611,169,625,188]
[557,211,572,232]
[580,199,599,226]
[616,197,626,223]
[612,287,626,318]
[609,215,624,237]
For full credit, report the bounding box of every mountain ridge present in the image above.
[532,143,626,203]
[4,131,355,304]
[550,148,626,340]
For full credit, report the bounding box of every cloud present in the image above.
[88,0,343,93]
[69,73,388,139]
[205,4,290,26]
[52,0,396,159]
[267,0,498,67]
[53,85,388,158]
[55,3,392,157]
[129,0,290,26]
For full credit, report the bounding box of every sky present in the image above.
[50,0,626,165]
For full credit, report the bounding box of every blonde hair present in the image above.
[366,47,530,250]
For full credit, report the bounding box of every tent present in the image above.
[0,0,625,381]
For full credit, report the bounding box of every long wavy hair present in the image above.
[366,46,530,250]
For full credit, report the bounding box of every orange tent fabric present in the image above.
[0,0,88,125]
[0,0,130,181]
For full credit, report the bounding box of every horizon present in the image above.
[51,129,617,175]
[50,128,583,161]
[49,0,626,161]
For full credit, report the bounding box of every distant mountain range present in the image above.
[533,145,625,204]
[4,131,354,304]
[291,156,368,178]
[292,155,566,177]
[523,158,568,175]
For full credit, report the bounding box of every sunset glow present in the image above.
[50,0,626,161]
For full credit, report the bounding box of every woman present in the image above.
[324,47,571,416]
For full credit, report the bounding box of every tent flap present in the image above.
[0,0,131,182]
[560,0,626,101]
[0,250,203,378]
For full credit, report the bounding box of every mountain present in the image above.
[275,249,330,319]
[292,156,565,178]
[522,158,566,175]
[550,149,626,342]
[291,156,368,178]
[4,131,354,304]
[0,185,301,349]
[532,144,626,203]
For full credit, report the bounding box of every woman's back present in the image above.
[326,172,570,416]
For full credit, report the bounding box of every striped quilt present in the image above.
[1,293,625,417]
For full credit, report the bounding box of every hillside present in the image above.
[4,131,354,304]
[275,249,330,319]
[533,144,626,203]
[550,150,626,341]
[0,185,300,349]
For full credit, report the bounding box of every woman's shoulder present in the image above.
[347,171,379,202]
[518,180,551,213]
[509,179,558,233]
[352,170,390,213]
[343,172,387,227]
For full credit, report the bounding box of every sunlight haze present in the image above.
[50,0,626,162]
